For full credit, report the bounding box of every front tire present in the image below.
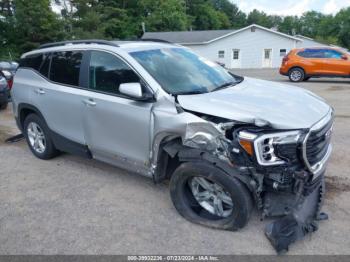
[23,114,59,160]
[170,162,253,231]
[288,68,305,82]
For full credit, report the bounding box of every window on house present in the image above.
[233,50,239,60]
[280,49,287,57]
[218,50,225,58]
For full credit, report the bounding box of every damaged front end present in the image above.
[163,108,334,253]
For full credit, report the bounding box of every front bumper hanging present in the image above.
[264,172,328,253]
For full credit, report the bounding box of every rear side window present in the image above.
[89,51,140,95]
[50,51,83,86]
[297,49,326,58]
[20,53,44,71]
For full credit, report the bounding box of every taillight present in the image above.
[282,56,289,64]
[7,79,13,89]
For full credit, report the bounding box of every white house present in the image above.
[295,35,328,48]
[142,24,334,69]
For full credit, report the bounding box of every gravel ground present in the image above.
[0,69,350,255]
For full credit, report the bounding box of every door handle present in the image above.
[35,88,45,95]
[83,98,96,107]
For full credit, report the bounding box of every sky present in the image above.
[231,0,350,16]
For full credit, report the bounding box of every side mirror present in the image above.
[341,55,348,60]
[119,82,143,99]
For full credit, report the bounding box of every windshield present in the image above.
[130,48,239,95]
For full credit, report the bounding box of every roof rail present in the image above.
[38,39,119,49]
[141,38,172,44]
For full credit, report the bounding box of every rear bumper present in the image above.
[279,68,288,76]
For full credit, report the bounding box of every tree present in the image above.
[299,11,325,37]
[335,7,350,49]
[13,0,65,52]
[278,16,301,35]
[209,0,246,28]
[247,9,274,28]
[139,0,189,32]
[186,0,230,30]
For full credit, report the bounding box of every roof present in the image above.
[22,40,178,58]
[142,30,235,45]
[295,34,315,41]
[142,24,302,45]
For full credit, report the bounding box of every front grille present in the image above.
[305,118,333,166]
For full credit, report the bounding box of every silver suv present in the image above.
[12,40,333,252]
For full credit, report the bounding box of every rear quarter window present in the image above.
[20,53,44,71]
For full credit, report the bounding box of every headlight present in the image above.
[238,130,301,166]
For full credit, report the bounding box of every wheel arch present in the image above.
[155,139,255,194]
[288,66,306,75]
[17,103,46,131]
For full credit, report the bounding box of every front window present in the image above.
[130,48,239,95]
[218,50,225,58]
[89,51,140,95]
[324,49,343,59]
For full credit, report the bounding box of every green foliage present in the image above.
[14,0,65,50]
[0,0,349,61]
[335,7,350,48]
[247,9,274,28]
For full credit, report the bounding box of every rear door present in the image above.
[81,50,153,172]
[323,49,350,75]
[32,50,87,146]
[296,49,325,74]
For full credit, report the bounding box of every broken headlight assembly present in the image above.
[238,130,301,166]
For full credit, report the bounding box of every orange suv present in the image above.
[280,47,350,82]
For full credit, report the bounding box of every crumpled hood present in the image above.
[178,77,331,129]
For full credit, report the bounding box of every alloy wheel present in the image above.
[290,70,303,81]
[189,176,233,218]
[27,122,46,154]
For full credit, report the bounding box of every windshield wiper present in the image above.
[211,81,237,92]
[173,90,208,95]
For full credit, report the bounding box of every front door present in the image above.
[82,50,153,173]
[231,49,241,68]
[263,49,272,67]
[322,49,350,75]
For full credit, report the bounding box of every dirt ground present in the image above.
[0,69,350,255]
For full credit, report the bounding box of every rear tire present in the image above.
[170,162,253,231]
[0,102,7,110]
[288,68,305,82]
[23,114,59,160]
